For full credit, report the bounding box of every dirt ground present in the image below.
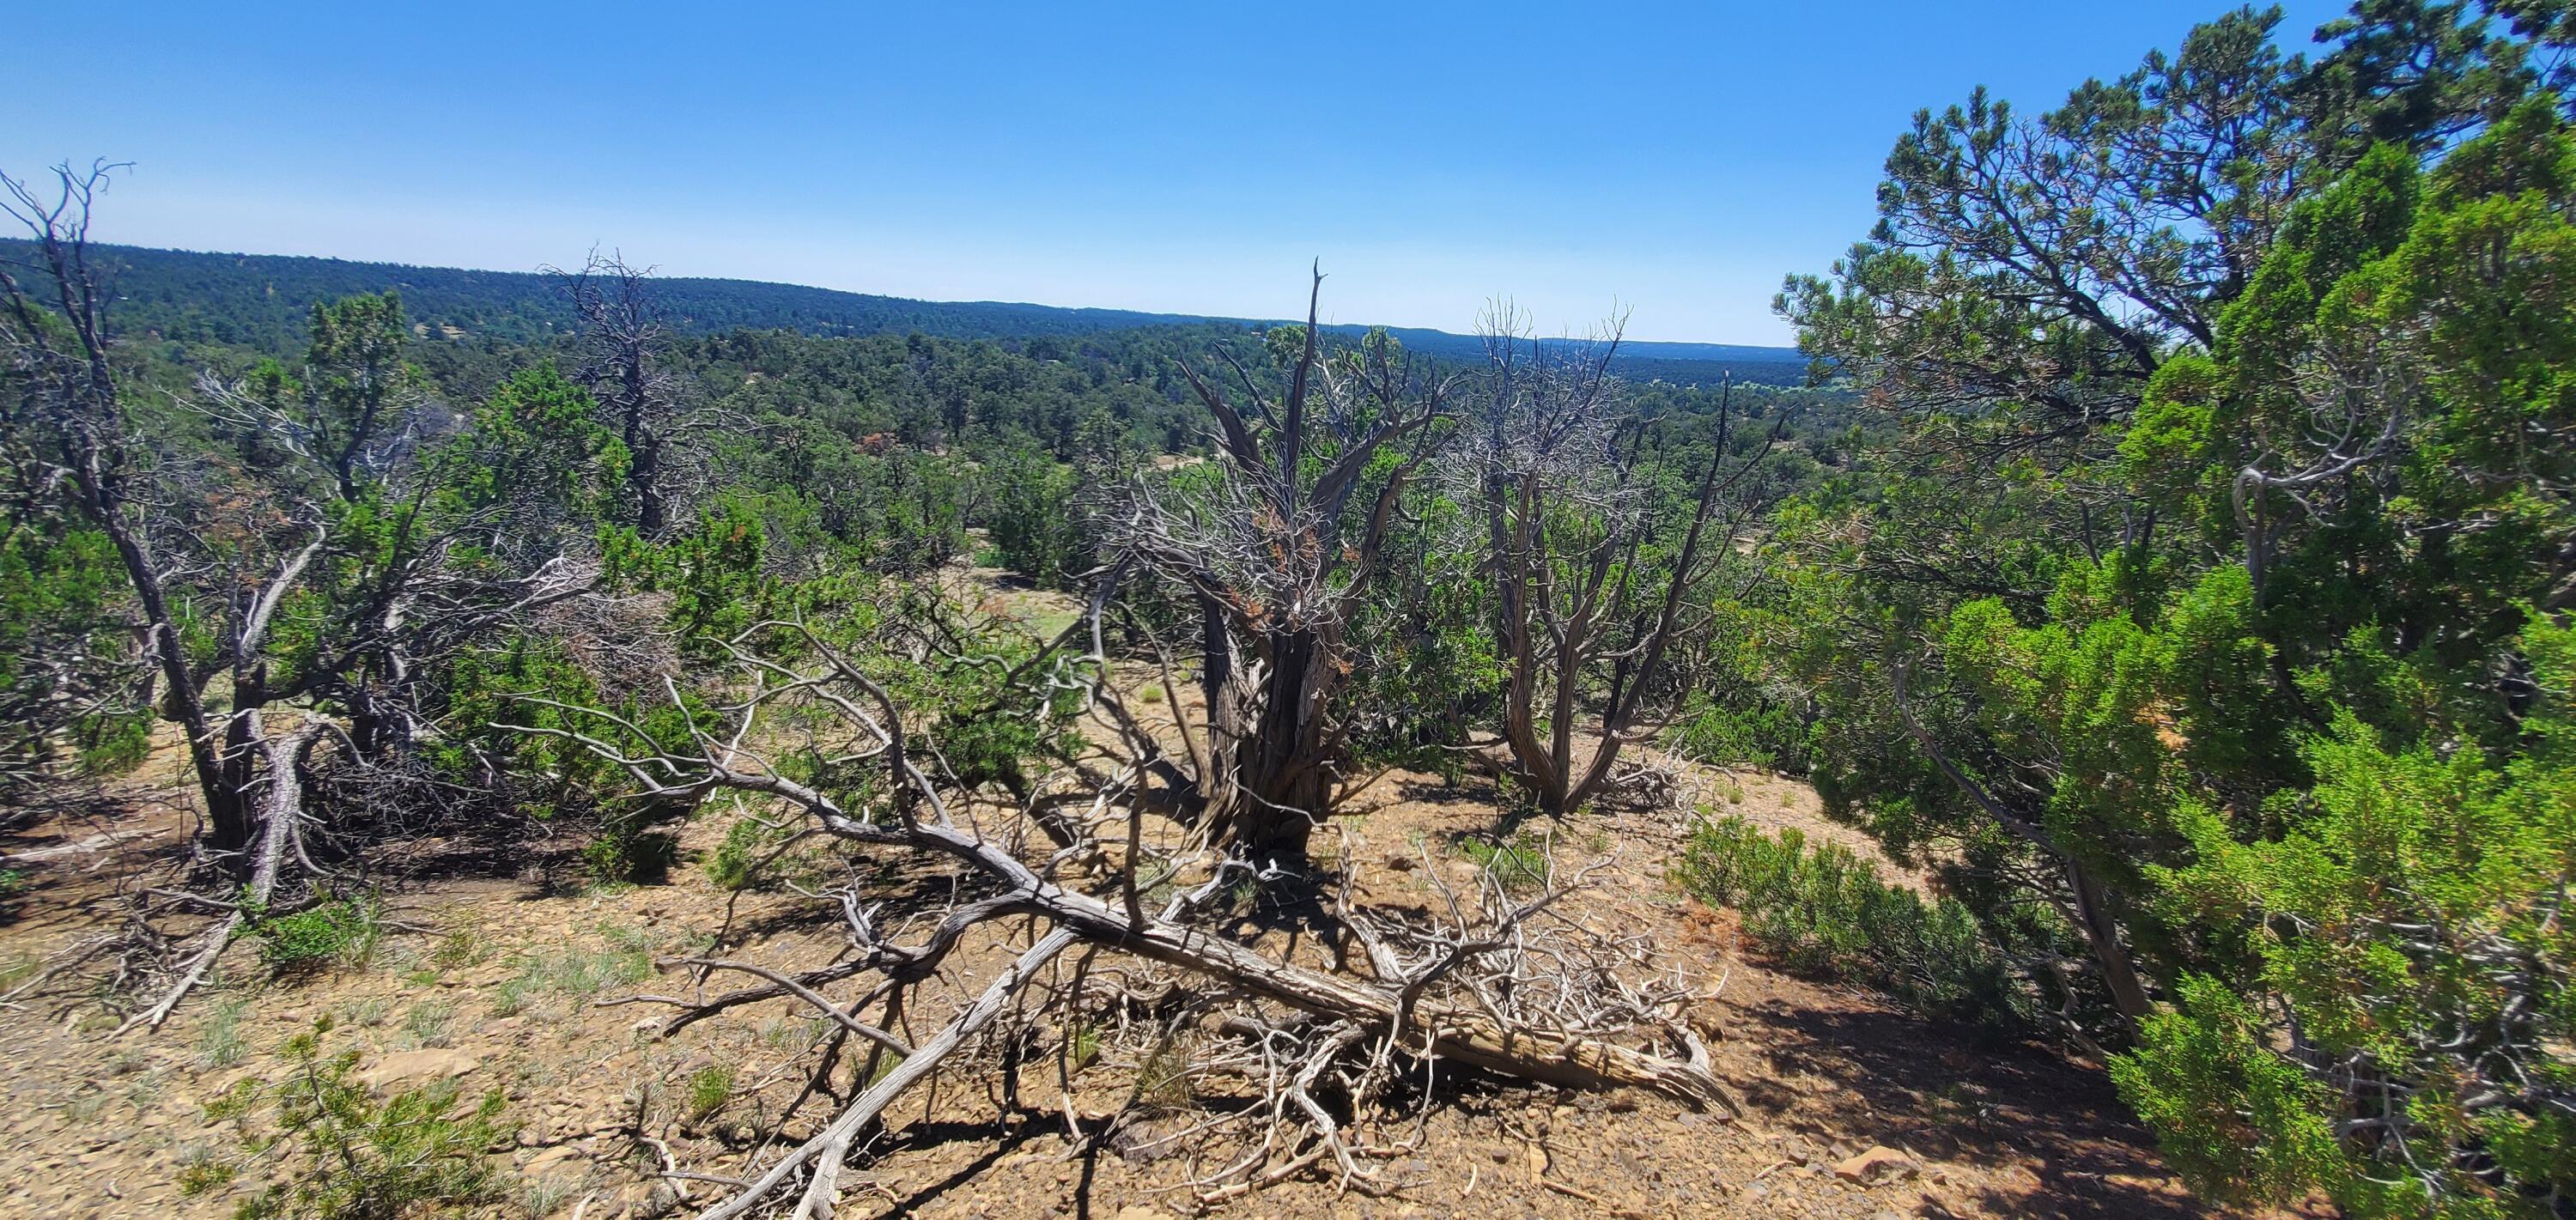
[0,742,2225,1220]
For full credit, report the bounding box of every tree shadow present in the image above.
[1210,865,1357,974]
[867,1112,1047,1217]
[1731,993,2198,1219]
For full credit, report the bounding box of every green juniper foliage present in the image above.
[1774,4,2576,1214]
[219,1020,510,1220]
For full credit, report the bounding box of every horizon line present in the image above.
[64,237,1796,353]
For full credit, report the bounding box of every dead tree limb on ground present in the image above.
[115,720,328,1033]
[520,610,1736,1216]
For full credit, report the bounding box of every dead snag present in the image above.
[1100,270,1448,865]
[1453,312,1785,816]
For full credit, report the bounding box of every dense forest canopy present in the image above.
[3,3,2573,1218]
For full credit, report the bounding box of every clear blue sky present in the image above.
[10,2,2348,345]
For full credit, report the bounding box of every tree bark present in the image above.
[2065,857,2154,1029]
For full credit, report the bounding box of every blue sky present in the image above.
[10,2,2348,344]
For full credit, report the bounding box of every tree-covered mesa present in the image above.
[1771,2,2576,1213]
[0,240,1815,386]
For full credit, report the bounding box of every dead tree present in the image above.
[1,162,252,852]
[552,252,695,537]
[4,166,611,1028]
[522,609,1737,1217]
[1454,309,1782,815]
[1099,270,1445,866]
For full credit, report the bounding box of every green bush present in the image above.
[683,1065,735,1121]
[705,815,782,892]
[222,1020,509,1220]
[1666,690,1809,774]
[981,448,1085,586]
[1677,816,2032,1032]
[175,1148,237,1198]
[255,897,387,976]
[580,816,677,885]
[1455,833,1550,895]
[703,819,757,891]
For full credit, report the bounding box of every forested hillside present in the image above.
[2,3,2571,1219]
[5,240,1812,384]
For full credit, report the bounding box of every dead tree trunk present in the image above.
[96,478,245,850]
[1,163,257,857]
[554,252,680,537]
[1109,270,1444,866]
[1195,618,1340,863]
[118,721,327,1034]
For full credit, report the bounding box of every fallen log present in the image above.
[526,620,1742,1216]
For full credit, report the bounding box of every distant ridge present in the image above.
[14,242,1808,384]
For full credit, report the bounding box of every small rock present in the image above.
[355,1048,479,1090]
[524,1144,587,1187]
[1833,1145,1917,1185]
[1110,1207,1175,1220]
